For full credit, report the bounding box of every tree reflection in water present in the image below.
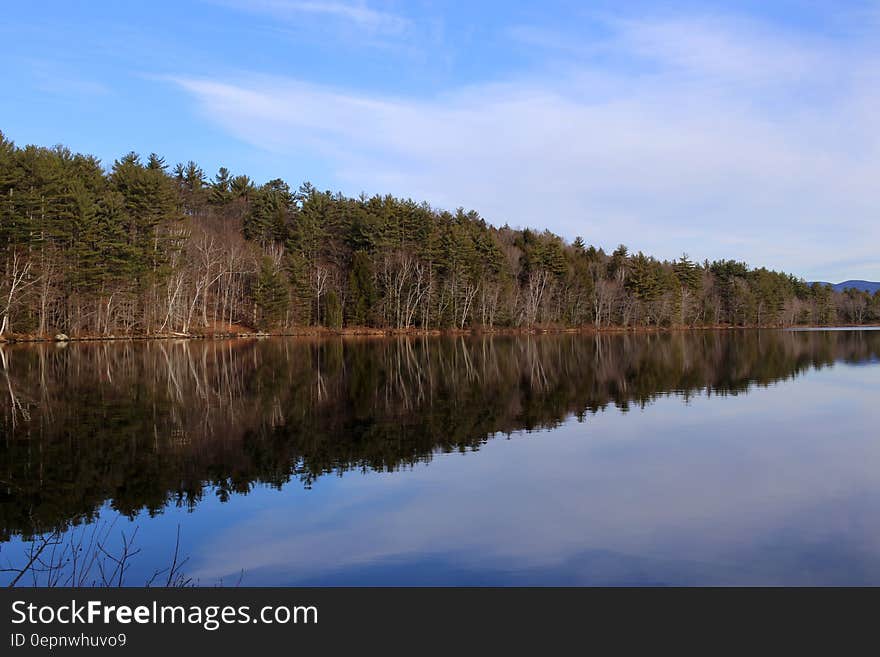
[1,330,878,542]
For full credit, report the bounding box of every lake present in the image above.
[1,329,879,586]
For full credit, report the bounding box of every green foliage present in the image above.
[626,252,662,302]
[209,167,232,206]
[348,250,376,326]
[674,254,701,292]
[324,290,342,329]
[245,179,292,244]
[254,257,289,329]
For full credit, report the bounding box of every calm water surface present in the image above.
[1,329,879,586]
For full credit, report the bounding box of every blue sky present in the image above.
[2,0,879,281]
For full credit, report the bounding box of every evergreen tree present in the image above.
[209,167,232,205]
[348,250,376,326]
[324,290,342,329]
[254,257,289,329]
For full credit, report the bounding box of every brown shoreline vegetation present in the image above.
[1,322,878,344]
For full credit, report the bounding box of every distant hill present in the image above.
[811,280,880,294]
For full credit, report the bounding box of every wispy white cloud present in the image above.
[170,14,880,281]
[611,16,833,84]
[509,15,842,87]
[22,58,111,97]
[213,0,409,33]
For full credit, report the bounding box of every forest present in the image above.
[1,130,877,338]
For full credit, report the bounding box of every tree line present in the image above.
[1,131,877,338]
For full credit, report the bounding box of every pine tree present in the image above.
[146,153,167,171]
[209,167,232,206]
[673,254,701,291]
[324,290,342,329]
[254,257,289,329]
[626,252,661,302]
[230,175,255,200]
[245,179,292,245]
[348,250,376,326]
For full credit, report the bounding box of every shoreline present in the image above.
[2,323,879,344]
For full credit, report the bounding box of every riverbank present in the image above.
[2,323,879,344]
